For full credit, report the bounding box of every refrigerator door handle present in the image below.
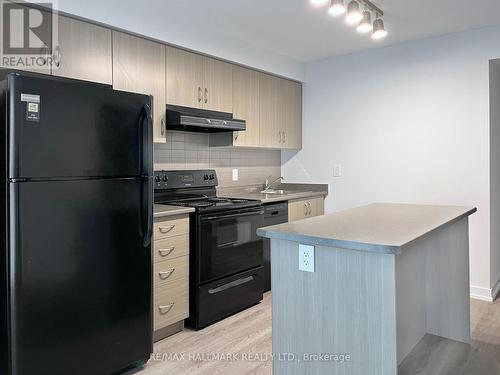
[142,103,154,247]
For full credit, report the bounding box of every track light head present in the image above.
[310,0,329,7]
[328,0,346,16]
[357,10,373,33]
[372,17,388,39]
[345,1,363,25]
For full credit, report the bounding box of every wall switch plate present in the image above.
[232,168,239,181]
[333,164,342,177]
[299,244,315,273]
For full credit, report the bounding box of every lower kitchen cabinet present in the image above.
[153,214,190,341]
[288,196,325,222]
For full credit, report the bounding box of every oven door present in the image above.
[198,207,264,283]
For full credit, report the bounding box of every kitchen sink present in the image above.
[260,189,292,195]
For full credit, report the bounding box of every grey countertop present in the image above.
[154,204,194,218]
[257,203,477,254]
[219,183,328,204]
[222,190,326,204]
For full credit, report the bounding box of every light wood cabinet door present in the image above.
[310,196,325,216]
[282,80,302,149]
[52,16,112,84]
[288,197,325,222]
[203,56,233,112]
[113,31,166,143]
[232,65,259,147]
[259,73,283,148]
[166,46,204,109]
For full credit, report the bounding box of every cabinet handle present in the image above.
[204,88,208,104]
[198,87,202,103]
[279,131,283,143]
[158,247,175,257]
[161,119,166,136]
[159,225,175,234]
[283,130,286,143]
[54,45,61,68]
[307,202,312,215]
[158,268,175,280]
[158,302,175,315]
[234,132,239,141]
[304,202,308,216]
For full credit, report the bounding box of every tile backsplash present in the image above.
[154,131,281,188]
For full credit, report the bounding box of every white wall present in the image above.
[283,25,500,294]
[490,60,500,296]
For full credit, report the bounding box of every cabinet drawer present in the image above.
[153,255,189,288]
[153,216,189,240]
[154,277,189,330]
[153,234,189,263]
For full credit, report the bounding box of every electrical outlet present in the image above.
[299,244,315,273]
[232,168,239,181]
[333,164,342,177]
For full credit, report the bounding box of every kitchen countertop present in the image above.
[219,183,328,204]
[154,204,194,218]
[257,203,477,254]
[222,190,326,204]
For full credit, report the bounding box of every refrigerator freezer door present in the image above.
[7,73,152,179]
[8,178,152,375]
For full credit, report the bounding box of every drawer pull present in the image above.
[158,247,175,257]
[159,225,175,234]
[208,275,254,294]
[158,302,175,315]
[158,268,175,280]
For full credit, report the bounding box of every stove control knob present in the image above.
[210,174,215,180]
[203,174,208,181]
[154,175,161,183]
[162,176,168,182]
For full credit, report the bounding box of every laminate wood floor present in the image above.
[136,294,500,375]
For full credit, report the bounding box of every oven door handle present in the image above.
[208,275,255,294]
[201,210,264,221]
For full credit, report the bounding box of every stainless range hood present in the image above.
[166,105,246,133]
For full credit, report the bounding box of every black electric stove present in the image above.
[154,170,264,330]
[154,170,261,213]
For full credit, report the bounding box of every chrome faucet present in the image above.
[263,176,284,191]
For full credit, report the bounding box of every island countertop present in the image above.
[257,203,477,254]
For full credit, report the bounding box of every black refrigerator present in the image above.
[0,72,154,375]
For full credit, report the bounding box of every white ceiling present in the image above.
[48,0,500,79]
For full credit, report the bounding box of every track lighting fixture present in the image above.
[310,0,387,41]
[328,0,346,16]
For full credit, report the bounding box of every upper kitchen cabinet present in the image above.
[259,73,283,148]
[232,65,260,147]
[166,46,204,109]
[282,79,302,149]
[259,73,302,149]
[52,16,112,84]
[113,31,166,143]
[166,46,232,112]
[203,57,233,112]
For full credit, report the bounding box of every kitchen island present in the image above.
[257,203,477,375]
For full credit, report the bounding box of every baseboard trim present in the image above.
[470,280,500,302]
